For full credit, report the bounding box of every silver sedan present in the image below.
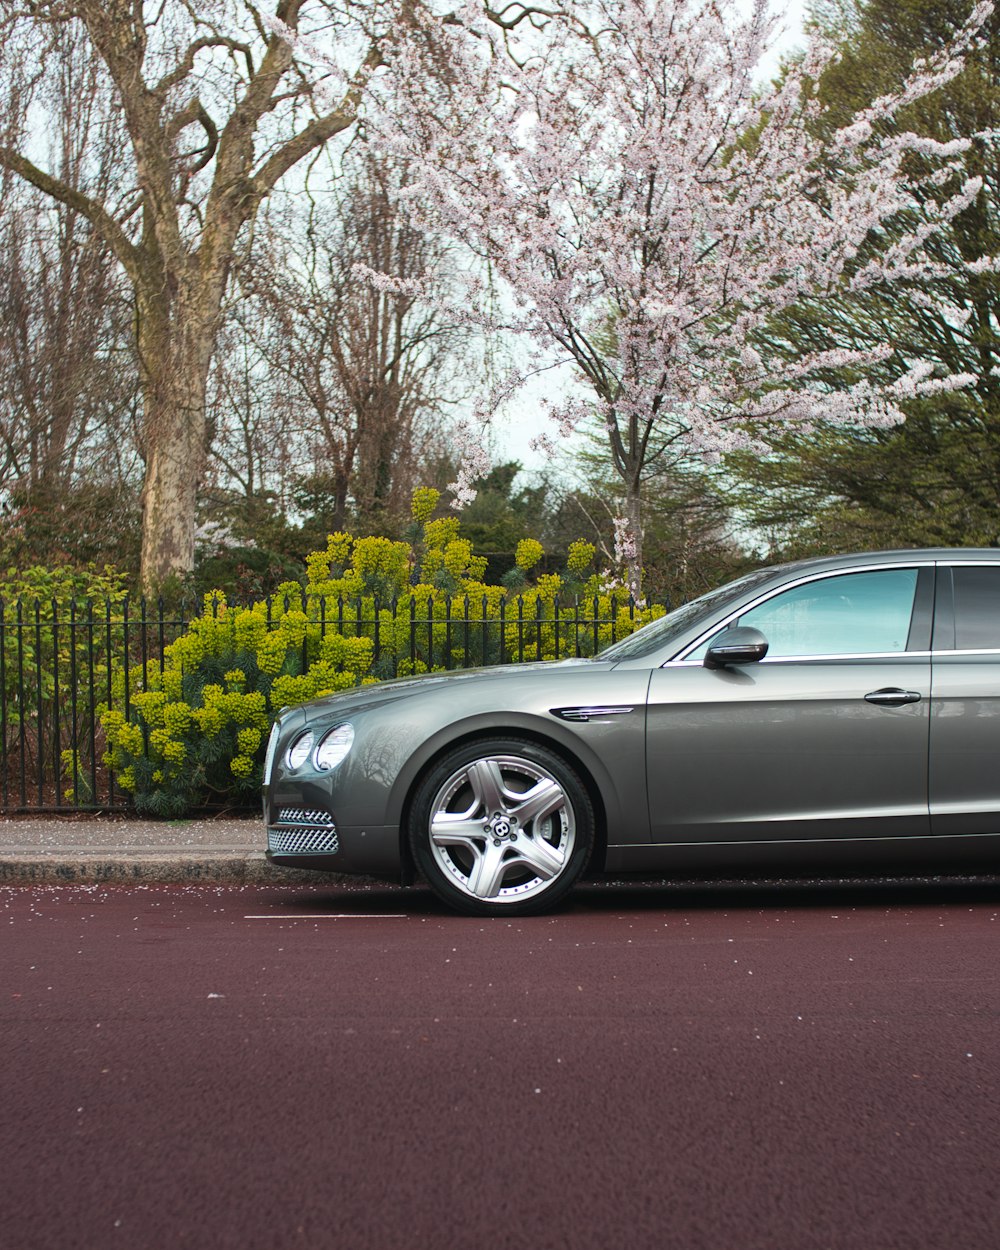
[264,549,1000,914]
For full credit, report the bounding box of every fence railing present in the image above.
[0,591,645,813]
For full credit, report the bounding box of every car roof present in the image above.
[753,548,1000,579]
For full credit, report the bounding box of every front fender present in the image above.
[379,675,653,847]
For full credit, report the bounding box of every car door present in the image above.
[646,564,934,845]
[929,561,1000,836]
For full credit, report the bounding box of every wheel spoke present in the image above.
[510,778,563,830]
[468,758,507,817]
[468,840,511,899]
[430,814,487,850]
[513,832,566,879]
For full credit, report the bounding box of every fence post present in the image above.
[140,598,150,691]
[51,597,61,807]
[16,599,26,808]
[374,595,381,669]
[87,599,98,807]
[105,597,115,807]
[0,598,6,809]
[68,599,79,806]
[390,598,398,678]
[157,596,166,674]
[122,596,131,724]
[34,599,43,806]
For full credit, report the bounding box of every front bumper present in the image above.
[265,807,403,880]
[262,719,404,881]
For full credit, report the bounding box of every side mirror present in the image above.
[704,626,769,669]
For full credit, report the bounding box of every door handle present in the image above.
[864,688,922,706]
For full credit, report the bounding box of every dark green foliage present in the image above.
[734,0,1000,555]
[0,481,142,574]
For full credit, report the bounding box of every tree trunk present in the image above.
[622,485,644,604]
[137,300,215,592]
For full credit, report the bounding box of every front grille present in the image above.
[268,807,339,855]
[278,807,334,827]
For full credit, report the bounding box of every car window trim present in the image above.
[665,560,935,667]
[931,559,1000,653]
[932,564,956,651]
[666,651,934,668]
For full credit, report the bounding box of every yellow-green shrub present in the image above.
[101,592,374,817]
[101,492,661,815]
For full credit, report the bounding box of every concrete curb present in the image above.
[0,852,344,886]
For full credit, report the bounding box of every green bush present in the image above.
[101,491,662,815]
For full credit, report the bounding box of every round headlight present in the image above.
[286,730,315,770]
[315,723,354,771]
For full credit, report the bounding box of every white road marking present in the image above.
[244,914,408,920]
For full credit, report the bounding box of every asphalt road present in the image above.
[3,880,999,1250]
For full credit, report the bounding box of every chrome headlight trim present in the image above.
[314,723,354,771]
[286,730,316,771]
[263,722,280,786]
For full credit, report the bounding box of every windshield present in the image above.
[599,568,780,661]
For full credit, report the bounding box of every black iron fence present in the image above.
[0,592,646,813]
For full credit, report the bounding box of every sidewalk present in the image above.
[0,814,330,884]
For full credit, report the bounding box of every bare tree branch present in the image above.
[0,145,142,284]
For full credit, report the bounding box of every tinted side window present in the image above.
[689,568,919,659]
[952,567,1000,649]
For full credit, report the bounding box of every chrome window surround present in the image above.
[666,561,934,667]
[666,651,933,667]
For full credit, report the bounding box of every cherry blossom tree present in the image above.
[358,0,995,595]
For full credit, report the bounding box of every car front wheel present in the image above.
[409,738,595,916]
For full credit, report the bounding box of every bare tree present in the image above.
[0,0,397,589]
[0,21,139,502]
[229,149,470,532]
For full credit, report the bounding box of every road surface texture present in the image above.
[3,879,999,1250]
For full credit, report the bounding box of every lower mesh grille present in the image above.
[278,807,334,827]
[268,807,339,855]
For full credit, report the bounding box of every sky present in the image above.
[489,0,811,480]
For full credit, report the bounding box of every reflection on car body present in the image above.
[263,550,1000,914]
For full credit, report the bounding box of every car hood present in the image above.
[297,656,611,723]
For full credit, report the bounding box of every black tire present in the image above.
[408,737,594,916]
